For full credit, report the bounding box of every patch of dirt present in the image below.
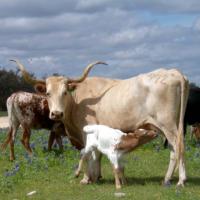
[0,116,8,128]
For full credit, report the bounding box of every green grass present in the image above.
[0,129,200,200]
[0,111,7,117]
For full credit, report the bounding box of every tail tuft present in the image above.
[83,125,96,134]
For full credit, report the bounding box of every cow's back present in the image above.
[73,69,188,133]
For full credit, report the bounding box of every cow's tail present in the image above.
[1,95,16,151]
[176,74,189,167]
[6,95,14,127]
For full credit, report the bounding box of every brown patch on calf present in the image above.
[17,93,54,129]
[115,129,158,153]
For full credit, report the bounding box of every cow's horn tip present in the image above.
[98,61,108,65]
[10,59,17,63]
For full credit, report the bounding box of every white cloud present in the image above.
[0,0,200,85]
[193,17,200,31]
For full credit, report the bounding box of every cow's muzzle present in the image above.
[50,111,64,121]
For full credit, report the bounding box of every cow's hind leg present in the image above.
[164,146,176,186]
[162,127,186,186]
[145,119,185,186]
[177,154,186,187]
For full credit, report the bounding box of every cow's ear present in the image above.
[67,83,77,92]
[34,83,46,94]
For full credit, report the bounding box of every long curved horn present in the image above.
[10,59,45,85]
[67,61,108,83]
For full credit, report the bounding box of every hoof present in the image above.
[121,178,127,185]
[74,171,80,178]
[176,182,185,188]
[163,180,171,187]
[114,192,126,197]
[28,152,33,156]
[10,157,15,162]
[115,185,122,190]
[1,144,6,151]
[80,178,91,185]
[98,175,102,180]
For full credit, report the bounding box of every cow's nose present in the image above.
[50,111,63,120]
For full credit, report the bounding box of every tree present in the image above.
[0,68,34,111]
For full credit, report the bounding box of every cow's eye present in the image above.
[63,91,67,96]
[46,92,51,97]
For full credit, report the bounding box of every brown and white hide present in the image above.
[1,91,67,161]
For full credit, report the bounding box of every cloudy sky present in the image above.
[0,0,200,85]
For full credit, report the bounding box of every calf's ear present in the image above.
[34,83,46,94]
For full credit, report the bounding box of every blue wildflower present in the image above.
[155,145,160,152]
[30,143,35,149]
[43,146,47,152]
[14,163,20,171]
[196,143,200,148]
[194,152,200,158]
[133,156,139,161]
[185,145,191,151]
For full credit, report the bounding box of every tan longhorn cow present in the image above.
[11,59,189,187]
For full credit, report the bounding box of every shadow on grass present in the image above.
[97,176,200,186]
[43,148,64,156]
[186,177,200,186]
[97,176,163,186]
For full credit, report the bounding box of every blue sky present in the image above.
[143,13,197,27]
[0,0,200,85]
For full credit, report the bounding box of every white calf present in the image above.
[76,124,157,189]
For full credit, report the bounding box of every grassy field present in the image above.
[0,111,7,117]
[0,128,200,200]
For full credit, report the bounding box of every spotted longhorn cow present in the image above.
[1,91,68,161]
[12,60,189,187]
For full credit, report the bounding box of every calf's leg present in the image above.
[119,165,126,185]
[21,127,32,155]
[9,126,18,161]
[55,134,63,151]
[1,127,12,151]
[48,131,55,151]
[113,166,122,189]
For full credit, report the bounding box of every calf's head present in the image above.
[115,129,158,152]
[11,60,107,121]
